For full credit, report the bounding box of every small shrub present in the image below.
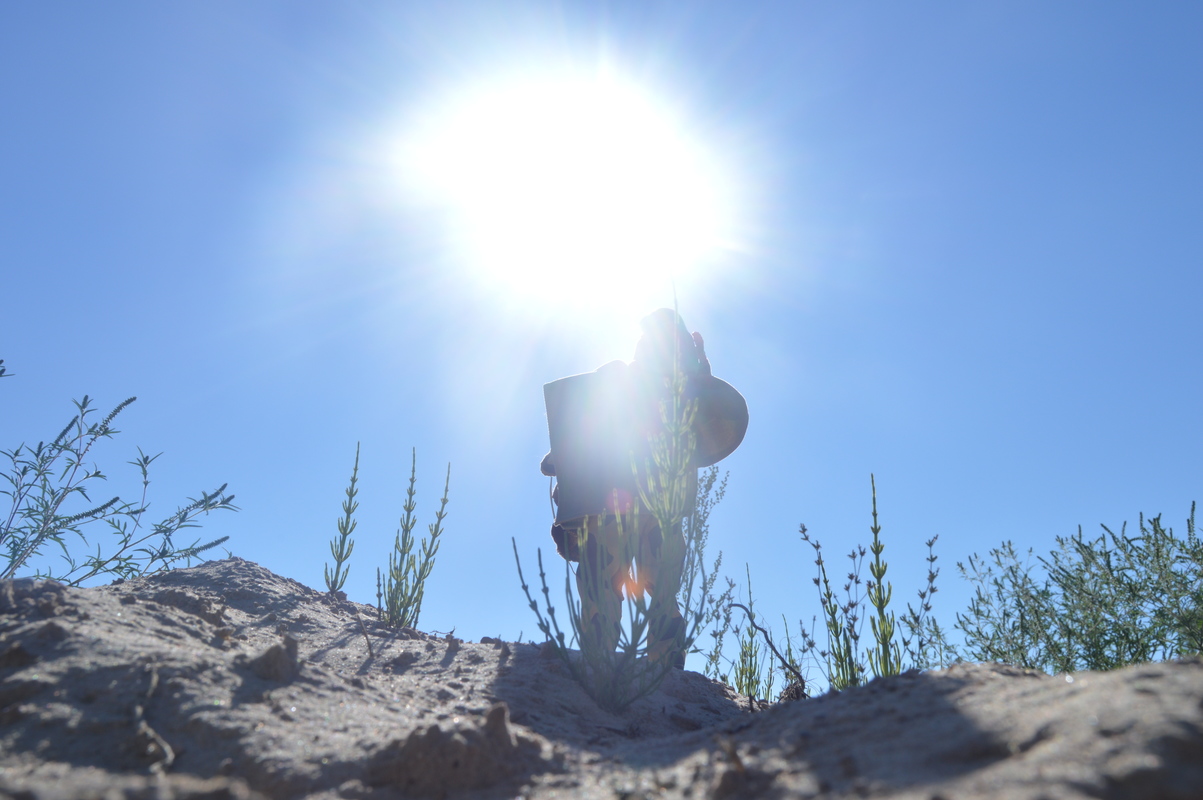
[324,442,360,594]
[679,465,735,670]
[865,476,903,678]
[2,389,236,585]
[696,470,738,683]
[801,478,949,691]
[727,566,775,701]
[377,449,450,629]
[897,535,958,671]
[955,504,1202,673]
[724,476,949,698]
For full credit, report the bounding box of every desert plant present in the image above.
[732,624,771,699]
[955,504,1202,673]
[715,604,810,703]
[560,505,678,709]
[681,465,734,666]
[865,475,903,678]
[702,577,737,682]
[798,522,867,691]
[733,476,948,696]
[2,392,236,585]
[725,566,776,701]
[898,534,958,670]
[377,449,450,629]
[691,467,738,683]
[324,442,360,594]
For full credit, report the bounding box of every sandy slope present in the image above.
[1,558,1200,799]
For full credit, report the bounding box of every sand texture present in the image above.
[1,557,1201,799]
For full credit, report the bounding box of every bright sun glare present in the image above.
[400,70,735,311]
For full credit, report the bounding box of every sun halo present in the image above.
[400,73,735,313]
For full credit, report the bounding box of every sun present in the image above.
[398,69,735,312]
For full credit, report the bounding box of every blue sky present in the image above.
[2,3,1200,675]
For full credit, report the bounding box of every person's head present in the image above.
[634,308,700,375]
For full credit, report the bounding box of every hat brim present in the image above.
[691,375,748,468]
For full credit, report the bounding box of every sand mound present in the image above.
[1,558,1200,798]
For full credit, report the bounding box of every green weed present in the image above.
[709,476,950,700]
[725,567,775,701]
[377,449,450,629]
[324,442,360,594]
[956,504,1202,672]
[2,389,236,585]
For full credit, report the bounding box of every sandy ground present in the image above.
[1,557,1201,799]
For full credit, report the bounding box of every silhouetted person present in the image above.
[540,309,747,668]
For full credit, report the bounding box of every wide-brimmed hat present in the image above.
[689,373,749,467]
[630,308,748,468]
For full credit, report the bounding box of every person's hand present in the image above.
[692,331,711,376]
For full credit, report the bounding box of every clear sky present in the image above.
[2,3,1200,674]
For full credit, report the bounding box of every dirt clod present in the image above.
[246,634,299,682]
